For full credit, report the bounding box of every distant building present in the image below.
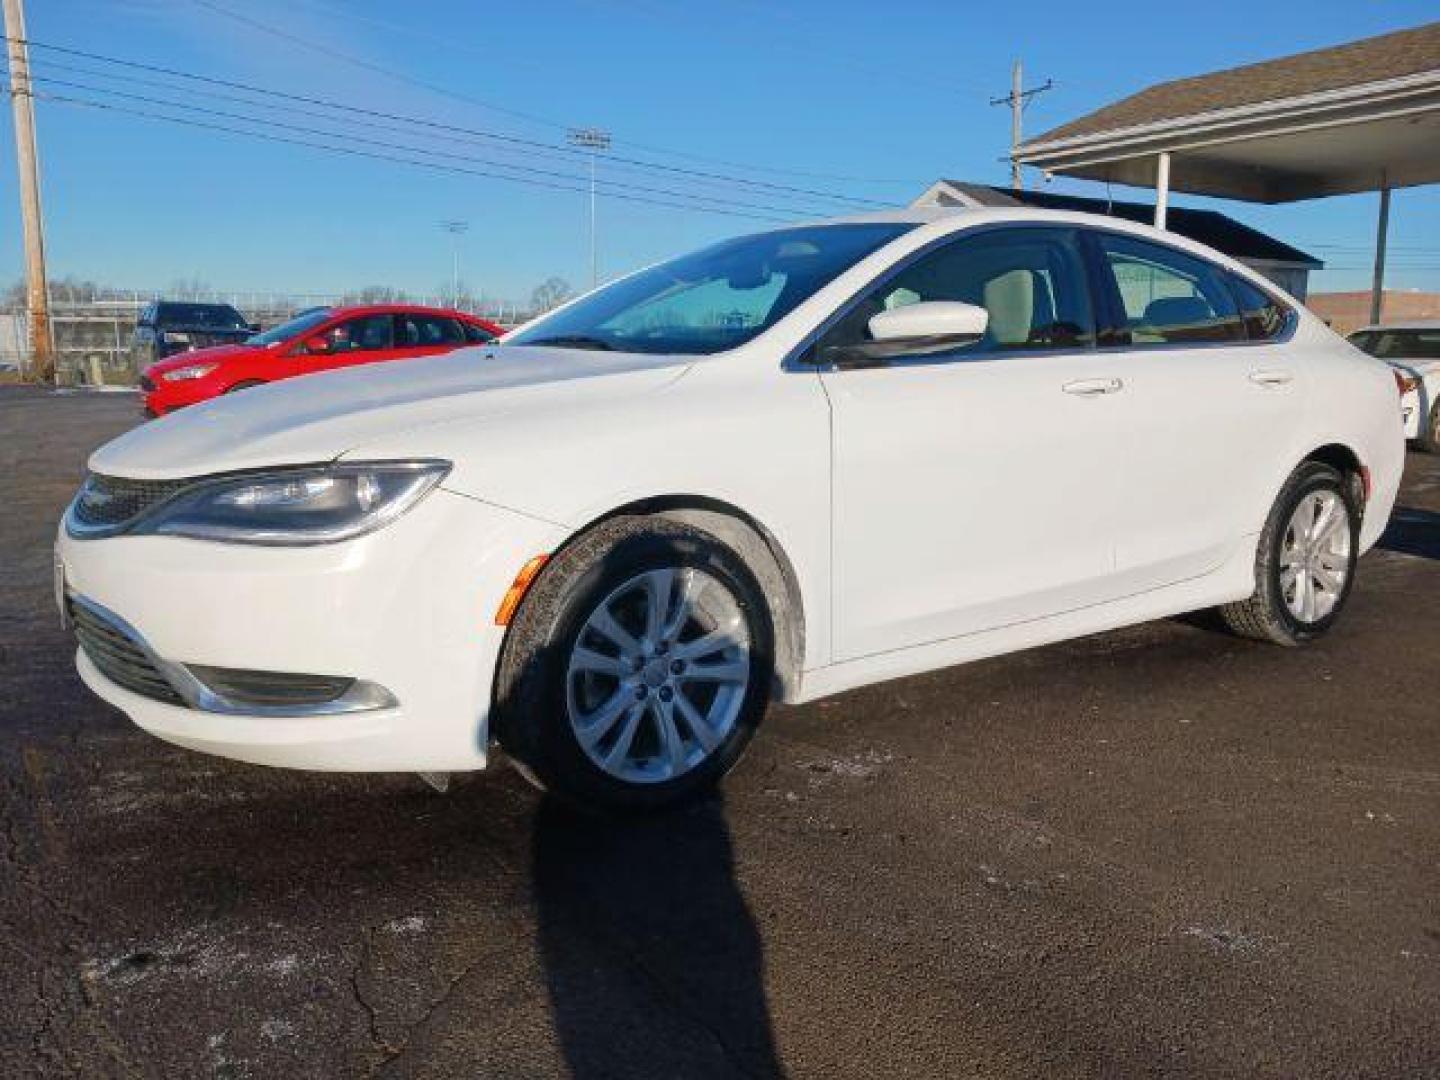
[1306,290,1440,334]
[912,180,1323,300]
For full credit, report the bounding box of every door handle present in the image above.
[1062,377,1124,396]
[1249,369,1294,387]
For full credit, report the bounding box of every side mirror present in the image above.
[824,301,989,369]
[303,335,333,355]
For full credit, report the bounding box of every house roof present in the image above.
[921,182,1321,267]
[1035,22,1440,145]
[1012,23,1440,202]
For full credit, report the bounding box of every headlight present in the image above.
[162,362,218,381]
[131,461,451,545]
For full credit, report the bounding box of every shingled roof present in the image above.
[1033,22,1440,146]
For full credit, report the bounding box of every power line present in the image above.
[7,36,890,210]
[185,1,911,189]
[21,88,793,224]
[18,53,871,206]
[13,71,834,218]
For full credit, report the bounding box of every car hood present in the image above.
[145,342,263,375]
[93,346,692,479]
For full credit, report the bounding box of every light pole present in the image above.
[567,127,611,289]
[437,219,468,307]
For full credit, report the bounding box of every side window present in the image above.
[326,314,393,353]
[1096,234,1244,344]
[463,321,496,344]
[1229,274,1291,342]
[817,227,1094,358]
[396,315,465,347]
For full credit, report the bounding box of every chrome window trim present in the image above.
[785,220,1299,373]
[69,592,397,717]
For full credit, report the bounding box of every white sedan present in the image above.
[1347,321,1440,453]
[57,208,1404,810]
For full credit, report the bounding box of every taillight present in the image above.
[1394,370,1418,396]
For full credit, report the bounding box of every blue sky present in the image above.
[1,0,1436,303]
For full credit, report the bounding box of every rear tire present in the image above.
[1217,461,1359,646]
[493,517,773,813]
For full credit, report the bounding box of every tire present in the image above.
[1218,461,1360,646]
[225,380,264,394]
[493,516,773,813]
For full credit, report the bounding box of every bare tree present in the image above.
[530,277,573,314]
[167,276,213,300]
[342,285,412,305]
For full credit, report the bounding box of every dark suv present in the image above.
[132,301,258,367]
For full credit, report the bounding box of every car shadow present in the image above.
[1378,505,1440,561]
[531,792,784,1079]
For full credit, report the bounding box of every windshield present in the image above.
[246,307,334,346]
[157,303,248,329]
[507,223,915,355]
[1348,329,1440,360]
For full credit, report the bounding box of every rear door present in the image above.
[1084,231,1307,592]
[391,313,468,363]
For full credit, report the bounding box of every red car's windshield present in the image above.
[247,308,333,347]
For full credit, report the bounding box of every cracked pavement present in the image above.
[2,386,1438,1078]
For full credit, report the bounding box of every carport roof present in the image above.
[1013,22,1440,202]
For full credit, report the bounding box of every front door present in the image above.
[819,226,1135,661]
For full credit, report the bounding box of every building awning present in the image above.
[1013,22,1440,202]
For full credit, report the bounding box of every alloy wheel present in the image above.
[565,567,751,784]
[1280,489,1352,623]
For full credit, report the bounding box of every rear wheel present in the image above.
[494,517,772,812]
[1218,461,1359,645]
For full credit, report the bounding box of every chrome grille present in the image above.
[69,598,184,705]
[71,473,187,529]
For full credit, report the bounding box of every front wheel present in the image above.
[1218,461,1360,645]
[493,517,773,812]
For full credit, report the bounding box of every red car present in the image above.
[139,304,503,417]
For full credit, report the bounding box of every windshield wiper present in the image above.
[519,334,615,351]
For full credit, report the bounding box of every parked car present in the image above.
[59,209,1403,811]
[138,304,503,416]
[1347,321,1440,453]
[132,301,258,369]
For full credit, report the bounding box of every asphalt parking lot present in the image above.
[2,385,1438,1079]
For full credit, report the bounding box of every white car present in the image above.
[57,208,1404,810]
[1347,321,1440,453]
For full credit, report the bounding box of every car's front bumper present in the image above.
[57,488,565,771]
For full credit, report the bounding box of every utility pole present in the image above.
[990,60,1053,191]
[3,0,53,382]
[437,219,468,307]
[568,127,611,289]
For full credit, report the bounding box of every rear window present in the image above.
[155,303,248,329]
[1348,329,1440,360]
[1228,275,1292,341]
[1095,233,1244,345]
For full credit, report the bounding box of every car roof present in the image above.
[1350,320,1440,333]
[322,303,492,321]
